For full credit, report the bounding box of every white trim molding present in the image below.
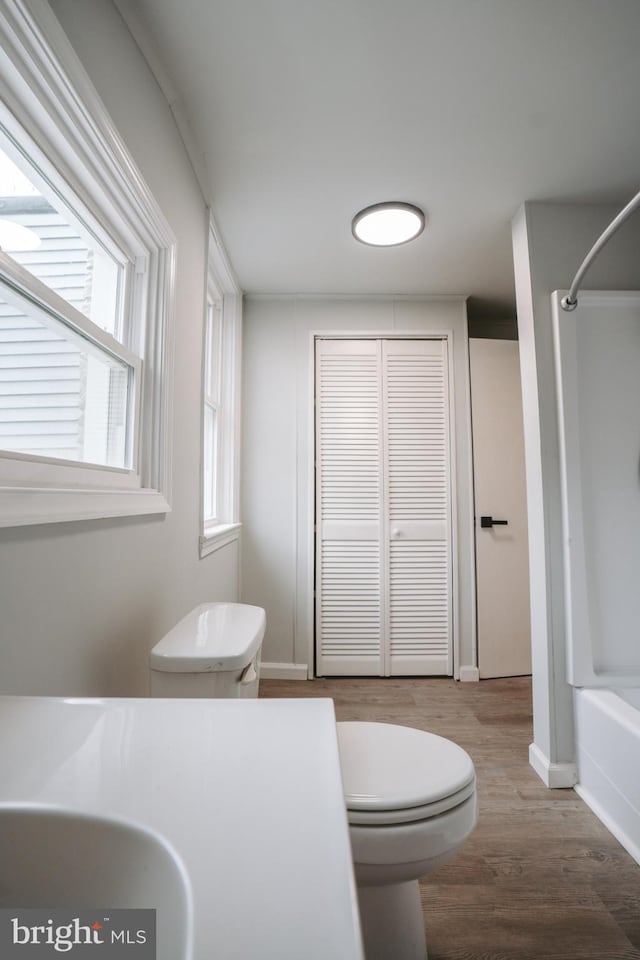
[198,213,242,558]
[574,784,640,866]
[459,666,480,682]
[200,522,241,557]
[260,662,309,681]
[0,0,176,527]
[529,742,578,788]
[0,487,170,528]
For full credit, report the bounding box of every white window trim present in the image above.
[202,296,222,524]
[200,521,242,558]
[0,0,176,527]
[199,215,242,557]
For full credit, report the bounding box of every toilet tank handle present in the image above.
[239,662,258,684]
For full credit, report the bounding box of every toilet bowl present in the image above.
[337,721,477,960]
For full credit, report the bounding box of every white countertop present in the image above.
[0,695,364,960]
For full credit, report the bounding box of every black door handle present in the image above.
[480,516,509,528]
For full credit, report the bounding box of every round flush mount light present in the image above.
[351,201,425,247]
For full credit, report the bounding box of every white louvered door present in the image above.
[315,340,384,675]
[315,338,452,677]
[383,339,452,675]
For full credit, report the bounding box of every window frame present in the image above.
[0,248,141,477]
[199,217,242,557]
[0,0,175,527]
[202,295,222,525]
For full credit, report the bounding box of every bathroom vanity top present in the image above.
[0,695,363,960]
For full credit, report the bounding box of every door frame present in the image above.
[305,329,468,679]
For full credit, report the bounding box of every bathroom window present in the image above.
[0,129,133,471]
[199,219,241,557]
[0,1,175,526]
[203,295,223,524]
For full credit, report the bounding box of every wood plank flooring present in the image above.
[259,676,640,960]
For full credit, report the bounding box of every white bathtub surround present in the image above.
[553,290,640,689]
[0,696,363,960]
[574,689,640,865]
[552,290,640,861]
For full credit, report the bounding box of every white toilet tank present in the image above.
[150,602,266,699]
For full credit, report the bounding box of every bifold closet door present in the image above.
[315,339,384,675]
[383,339,452,676]
[315,338,452,677]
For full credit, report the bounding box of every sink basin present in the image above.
[0,804,192,959]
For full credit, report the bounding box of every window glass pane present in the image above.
[0,292,131,468]
[0,133,123,337]
[203,401,217,521]
[205,301,222,401]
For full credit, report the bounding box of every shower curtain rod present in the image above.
[560,186,640,311]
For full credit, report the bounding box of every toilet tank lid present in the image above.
[150,603,266,672]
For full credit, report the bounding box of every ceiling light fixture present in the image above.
[351,201,425,247]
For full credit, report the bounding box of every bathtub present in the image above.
[574,687,640,864]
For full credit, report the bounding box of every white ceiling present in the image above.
[120,0,640,320]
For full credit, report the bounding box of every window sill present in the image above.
[200,522,241,558]
[0,487,170,528]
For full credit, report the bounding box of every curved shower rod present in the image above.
[560,186,640,311]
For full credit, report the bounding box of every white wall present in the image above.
[241,296,476,677]
[0,0,239,697]
[512,201,640,785]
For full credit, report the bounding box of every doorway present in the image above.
[314,337,454,677]
[469,338,531,678]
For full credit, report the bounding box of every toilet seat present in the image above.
[346,776,476,825]
[337,721,476,825]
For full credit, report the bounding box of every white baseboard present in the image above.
[529,742,578,788]
[459,666,480,682]
[575,779,640,866]
[260,662,309,681]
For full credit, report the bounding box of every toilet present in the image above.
[149,602,266,698]
[337,721,477,960]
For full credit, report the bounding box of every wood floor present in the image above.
[260,676,640,960]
